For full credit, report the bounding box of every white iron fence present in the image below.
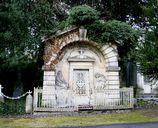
[33,87,76,112]
[94,87,133,109]
[33,87,133,112]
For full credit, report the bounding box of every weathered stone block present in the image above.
[44,71,55,76]
[108,56,118,62]
[108,72,119,76]
[43,86,55,93]
[108,85,120,89]
[108,61,118,67]
[104,47,113,54]
[101,45,110,52]
[43,80,55,86]
[108,76,119,80]
[107,66,120,71]
[107,52,117,58]
[108,80,120,85]
[43,75,55,81]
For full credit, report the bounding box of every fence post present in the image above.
[33,87,38,112]
[25,90,33,114]
[130,87,134,108]
[0,84,4,102]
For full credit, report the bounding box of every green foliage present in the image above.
[85,20,139,46]
[67,5,100,26]
[0,98,25,115]
[85,20,104,44]
[0,0,57,90]
[66,5,138,45]
[136,31,158,79]
[134,0,158,79]
[101,20,139,45]
[0,0,28,68]
[0,0,57,69]
[63,0,143,22]
[135,99,158,109]
[143,0,158,26]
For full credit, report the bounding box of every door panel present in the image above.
[73,69,89,95]
[73,69,90,105]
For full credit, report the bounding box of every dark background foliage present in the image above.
[0,0,156,95]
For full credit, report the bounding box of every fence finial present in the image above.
[28,90,32,95]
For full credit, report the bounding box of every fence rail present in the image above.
[94,88,133,109]
[33,87,76,112]
[33,87,133,112]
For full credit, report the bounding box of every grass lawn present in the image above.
[0,109,158,128]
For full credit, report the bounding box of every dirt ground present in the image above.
[141,108,158,117]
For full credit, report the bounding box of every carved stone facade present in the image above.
[42,27,121,107]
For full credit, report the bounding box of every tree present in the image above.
[0,0,59,93]
[62,0,143,22]
[0,0,60,69]
[0,0,28,68]
[135,0,158,80]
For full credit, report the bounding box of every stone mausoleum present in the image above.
[33,27,133,112]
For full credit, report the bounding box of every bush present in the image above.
[0,98,25,115]
[101,20,139,45]
[135,99,158,109]
[85,20,104,43]
[67,5,100,26]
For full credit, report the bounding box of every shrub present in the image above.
[67,5,100,26]
[0,98,25,115]
[101,20,139,45]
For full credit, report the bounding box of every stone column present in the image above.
[42,66,56,107]
[101,44,120,89]
[107,67,120,89]
[25,91,33,113]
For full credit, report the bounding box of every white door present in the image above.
[73,69,90,105]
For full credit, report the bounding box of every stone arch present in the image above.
[56,41,119,70]
[101,44,119,68]
[55,41,105,65]
[43,27,119,69]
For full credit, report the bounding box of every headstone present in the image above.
[13,83,23,97]
[126,61,137,87]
